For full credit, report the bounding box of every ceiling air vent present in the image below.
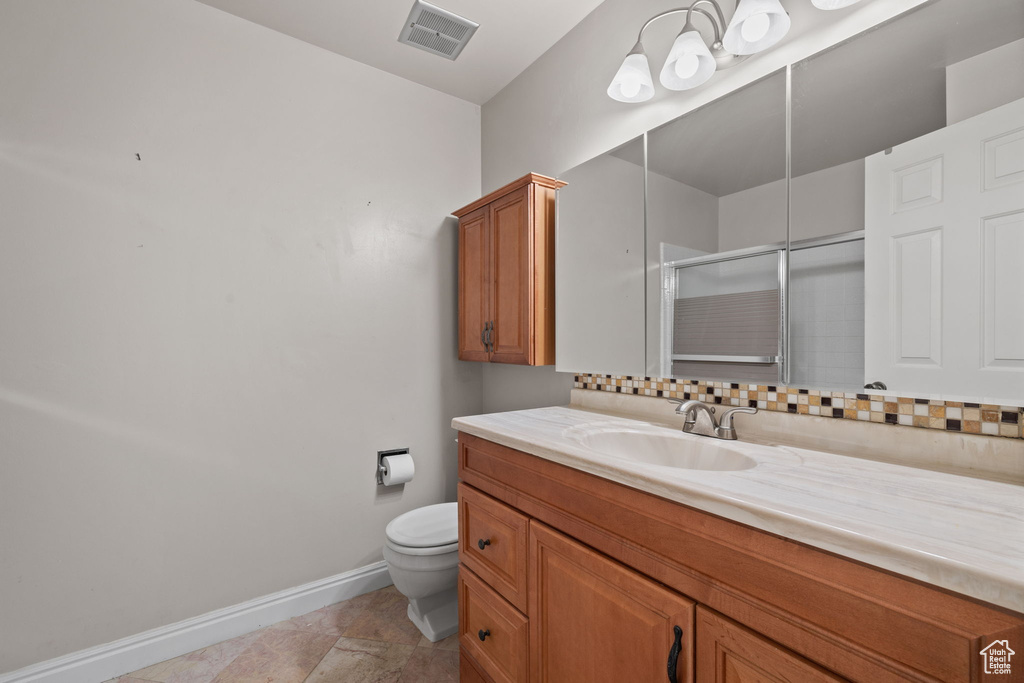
[398,0,479,61]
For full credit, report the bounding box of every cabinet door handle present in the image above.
[666,625,683,683]
[481,326,487,349]
[477,538,491,550]
[485,321,493,352]
[478,628,490,642]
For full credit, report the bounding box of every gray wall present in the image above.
[946,37,1024,125]
[718,181,789,252]
[719,159,865,252]
[0,0,481,672]
[557,153,646,377]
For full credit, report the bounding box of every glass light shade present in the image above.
[740,13,770,42]
[722,0,791,55]
[812,0,861,8]
[659,30,717,91]
[607,46,655,103]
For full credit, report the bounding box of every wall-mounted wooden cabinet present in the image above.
[453,174,565,366]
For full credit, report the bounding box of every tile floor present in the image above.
[105,586,459,683]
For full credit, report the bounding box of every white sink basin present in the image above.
[567,426,758,471]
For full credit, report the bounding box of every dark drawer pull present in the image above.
[477,538,491,550]
[667,625,683,682]
[478,628,491,642]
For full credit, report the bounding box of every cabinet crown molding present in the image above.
[453,173,566,218]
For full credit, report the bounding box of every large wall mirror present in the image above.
[556,0,1024,406]
[556,136,646,376]
[792,0,1024,402]
[644,70,788,383]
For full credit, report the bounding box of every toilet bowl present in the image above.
[382,502,459,642]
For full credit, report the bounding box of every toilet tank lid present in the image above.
[385,502,458,548]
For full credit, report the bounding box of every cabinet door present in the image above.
[695,608,843,683]
[489,186,532,364]
[459,205,491,362]
[530,521,695,683]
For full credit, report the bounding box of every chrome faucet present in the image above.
[668,399,757,440]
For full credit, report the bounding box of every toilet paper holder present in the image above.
[377,448,411,485]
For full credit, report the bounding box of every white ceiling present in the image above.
[195,0,607,104]
[650,72,788,197]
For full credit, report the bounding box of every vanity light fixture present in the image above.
[608,0,785,102]
[722,0,791,55]
[609,0,858,103]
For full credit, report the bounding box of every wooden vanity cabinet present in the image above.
[696,608,843,683]
[453,173,565,366]
[530,521,695,683]
[457,431,1024,683]
[461,652,494,683]
[458,482,696,683]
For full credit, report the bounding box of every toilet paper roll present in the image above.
[380,453,415,486]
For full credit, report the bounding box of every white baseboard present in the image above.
[0,561,392,683]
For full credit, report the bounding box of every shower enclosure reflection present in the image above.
[643,70,788,383]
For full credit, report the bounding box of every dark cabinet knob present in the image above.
[478,628,491,642]
[477,538,491,550]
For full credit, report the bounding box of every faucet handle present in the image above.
[717,406,757,430]
[666,398,714,416]
[666,397,687,415]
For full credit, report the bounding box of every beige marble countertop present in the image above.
[452,405,1024,613]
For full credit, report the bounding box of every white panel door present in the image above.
[865,96,1024,402]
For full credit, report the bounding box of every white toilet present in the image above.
[382,502,459,642]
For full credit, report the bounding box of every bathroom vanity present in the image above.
[452,406,1024,683]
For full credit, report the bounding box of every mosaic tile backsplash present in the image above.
[574,374,1024,439]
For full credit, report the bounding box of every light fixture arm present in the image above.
[637,0,727,45]
[686,0,729,42]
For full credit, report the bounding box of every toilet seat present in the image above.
[385,538,459,556]
[385,502,457,549]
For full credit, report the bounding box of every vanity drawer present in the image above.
[460,651,494,683]
[459,567,529,683]
[696,608,845,683]
[459,482,529,611]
